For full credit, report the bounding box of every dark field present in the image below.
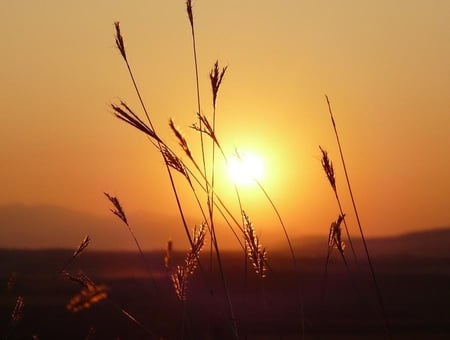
[1,247,449,339]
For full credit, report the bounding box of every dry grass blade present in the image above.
[328,214,346,255]
[319,146,336,192]
[111,102,161,142]
[169,118,192,160]
[11,296,24,325]
[104,192,128,225]
[210,60,227,109]
[242,211,268,279]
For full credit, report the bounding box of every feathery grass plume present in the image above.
[319,146,336,192]
[164,239,173,269]
[186,0,194,28]
[111,101,161,142]
[61,270,95,289]
[171,265,188,302]
[328,214,346,256]
[191,113,219,146]
[160,144,190,182]
[67,282,108,313]
[169,118,193,160]
[171,223,206,301]
[114,21,127,61]
[62,270,108,313]
[104,192,128,225]
[59,235,91,273]
[73,235,90,258]
[11,296,24,325]
[210,60,227,109]
[242,211,268,279]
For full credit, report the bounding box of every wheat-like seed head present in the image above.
[319,146,336,192]
[11,296,24,325]
[328,214,346,255]
[186,0,194,28]
[191,113,219,146]
[111,102,160,142]
[114,22,127,61]
[104,192,128,226]
[73,235,90,258]
[169,119,192,160]
[242,211,268,279]
[66,283,108,313]
[170,223,206,301]
[210,60,228,109]
[160,144,191,183]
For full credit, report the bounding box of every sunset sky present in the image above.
[1,1,449,249]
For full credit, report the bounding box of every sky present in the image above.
[1,1,450,249]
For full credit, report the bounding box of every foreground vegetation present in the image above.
[4,2,447,339]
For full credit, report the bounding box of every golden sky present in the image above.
[1,1,450,247]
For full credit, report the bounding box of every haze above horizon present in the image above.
[1,1,449,249]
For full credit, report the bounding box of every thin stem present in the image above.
[255,179,305,338]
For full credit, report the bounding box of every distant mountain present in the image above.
[364,227,450,258]
[1,204,449,257]
[0,203,191,251]
[283,227,450,258]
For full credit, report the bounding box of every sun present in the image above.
[228,150,265,186]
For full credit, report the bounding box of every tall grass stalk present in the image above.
[114,22,196,253]
[325,95,390,336]
[104,193,158,291]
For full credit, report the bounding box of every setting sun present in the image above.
[228,150,265,186]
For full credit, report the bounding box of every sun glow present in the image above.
[228,151,265,186]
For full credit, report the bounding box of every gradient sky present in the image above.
[1,1,450,248]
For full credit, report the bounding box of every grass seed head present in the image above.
[104,192,128,226]
[114,21,127,61]
[11,296,24,325]
[319,146,336,192]
[169,119,192,160]
[242,211,268,279]
[210,60,228,109]
[186,0,194,28]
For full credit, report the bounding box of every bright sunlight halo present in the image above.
[228,151,265,186]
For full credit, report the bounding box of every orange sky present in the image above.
[1,1,450,248]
